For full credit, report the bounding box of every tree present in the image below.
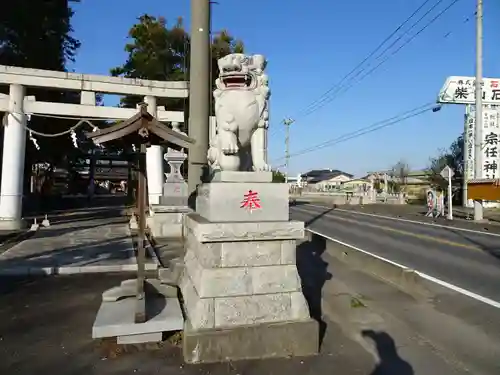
[389,160,410,193]
[428,135,464,191]
[111,15,245,120]
[0,0,82,192]
[272,170,286,183]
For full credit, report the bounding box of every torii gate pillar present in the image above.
[0,84,27,230]
[144,95,164,205]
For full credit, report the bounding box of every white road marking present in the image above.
[306,227,500,309]
[298,203,500,238]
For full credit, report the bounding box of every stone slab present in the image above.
[117,331,163,345]
[180,268,310,329]
[184,248,301,298]
[147,214,184,239]
[92,296,183,338]
[185,213,304,243]
[182,318,319,364]
[186,233,296,268]
[0,219,27,231]
[150,205,191,214]
[209,171,273,183]
[196,182,289,222]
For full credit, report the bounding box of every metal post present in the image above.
[283,118,294,184]
[474,0,484,221]
[447,169,453,220]
[187,0,211,197]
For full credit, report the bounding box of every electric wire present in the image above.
[271,102,436,166]
[299,0,462,119]
[296,0,441,119]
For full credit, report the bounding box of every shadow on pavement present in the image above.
[296,235,332,349]
[447,228,500,262]
[362,330,414,375]
[304,206,336,227]
[0,235,132,269]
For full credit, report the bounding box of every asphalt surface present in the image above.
[0,274,377,375]
[291,203,500,304]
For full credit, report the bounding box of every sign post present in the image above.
[440,165,455,220]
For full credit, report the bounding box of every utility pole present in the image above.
[187,0,211,198]
[283,118,294,183]
[473,0,483,221]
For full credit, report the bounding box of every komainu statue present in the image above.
[208,53,270,172]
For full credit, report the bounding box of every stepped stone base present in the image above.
[180,214,311,331]
[183,318,318,364]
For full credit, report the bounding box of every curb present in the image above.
[0,222,160,277]
[0,263,158,276]
[305,229,433,301]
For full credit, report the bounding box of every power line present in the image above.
[297,0,442,119]
[271,102,437,166]
[299,0,462,119]
[269,1,469,139]
[292,0,436,120]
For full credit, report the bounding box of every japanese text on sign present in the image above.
[438,76,500,105]
[482,110,500,179]
[464,112,475,181]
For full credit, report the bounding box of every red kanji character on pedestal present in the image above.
[240,190,261,212]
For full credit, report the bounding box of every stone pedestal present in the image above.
[148,205,191,238]
[181,173,318,363]
[148,148,191,239]
[92,278,183,344]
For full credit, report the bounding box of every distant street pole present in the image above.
[447,170,453,220]
[283,118,294,183]
[474,0,484,221]
[187,0,211,197]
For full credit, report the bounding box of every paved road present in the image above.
[291,203,500,304]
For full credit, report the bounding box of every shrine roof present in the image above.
[85,104,194,148]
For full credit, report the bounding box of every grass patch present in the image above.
[350,296,366,309]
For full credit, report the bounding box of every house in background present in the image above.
[365,169,432,197]
[301,169,354,190]
[342,178,373,192]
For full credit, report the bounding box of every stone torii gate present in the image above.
[0,65,188,230]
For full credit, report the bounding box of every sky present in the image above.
[68,0,500,177]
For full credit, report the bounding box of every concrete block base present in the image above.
[182,318,319,364]
[148,205,191,239]
[117,331,163,345]
[92,295,183,339]
[0,218,26,231]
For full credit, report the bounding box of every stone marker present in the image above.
[148,147,192,239]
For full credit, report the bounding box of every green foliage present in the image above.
[389,159,410,193]
[272,170,286,183]
[0,0,81,166]
[428,135,464,190]
[111,15,245,118]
